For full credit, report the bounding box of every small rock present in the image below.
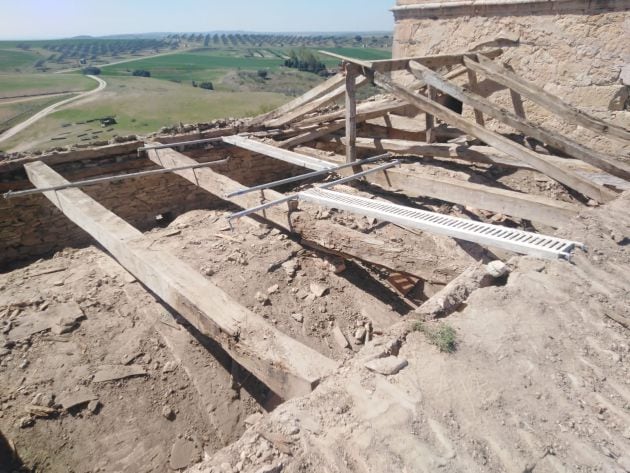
[623,427,630,439]
[162,405,175,420]
[51,315,80,335]
[486,260,509,278]
[332,325,350,349]
[244,412,263,426]
[291,313,304,323]
[255,292,270,305]
[267,284,279,295]
[19,359,29,369]
[281,260,298,277]
[17,416,34,428]
[254,464,283,473]
[364,356,408,375]
[32,392,55,408]
[202,267,215,277]
[87,400,100,414]
[354,327,367,344]
[162,361,178,374]
[169,438,198,470]
[310,283,328,298]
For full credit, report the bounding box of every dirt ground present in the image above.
[187,193,630,473]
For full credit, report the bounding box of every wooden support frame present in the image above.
[24,161,337,400]
[145,144,461,284]
[425,86,438,143]
[372,69,617,203]
[466,69,485,126]
[463,55,630,143]
[409,61,630,181]
[345,63,359,164]
[299,146,579,228]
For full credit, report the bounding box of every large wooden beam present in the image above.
[349,137,630,192]
[249,73,346,125]
[372,70,618,203]
[410,61,630,181]
[464,55,630,143]
[296,98,408,127]
[24,161,337,400]
[265,75,368,128]
[146,145,462,284]
[297,147,579,228]
[345,64,359,165]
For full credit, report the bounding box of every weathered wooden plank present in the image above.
[296,98,408,127]
[265,75,368,128]
[410,61,630,181]
[146,145,461,284]
[373,70,618,203]
[248,73,346,125]
[24,161,337,400]
[425,86,438,143]
[466,69,485,126]
[298,147,579,228]
[345,65,359,164]
[464,55,630,143]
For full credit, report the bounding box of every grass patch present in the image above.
[318,47,392,61]
[412,321,457,353]
[0,73,94,97]
[0,48,41,72]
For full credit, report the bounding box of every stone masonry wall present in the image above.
[392,1,630,155]
[0,145,300,270]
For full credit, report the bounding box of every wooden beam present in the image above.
[320,48,503,73]
[372,70,618,203]
[425,86,438,143]
[464,55,630,143]
[278,122,346,149]
[466,69,485,126]
[298,147,579,228]
[146,145,462,284]
[345,64,359,165]
[349,137,630,192]
[248,73,346,125]
[265,75,368,128]
[296,98,408,127]
[410,61,630,181]
[24,161,337,400]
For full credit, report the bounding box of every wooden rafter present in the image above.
[24,161,337,400]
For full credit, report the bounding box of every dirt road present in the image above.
[0,75,106,145]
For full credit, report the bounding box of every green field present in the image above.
[0,48,42,71]
[0,73,94,97]
[0,77,287,152]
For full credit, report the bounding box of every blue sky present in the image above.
[1,0,396,39]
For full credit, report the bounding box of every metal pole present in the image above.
[3,158,230,199]
[225,153,392,199]
[227,160,399,222]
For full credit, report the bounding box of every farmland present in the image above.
[0,32,392,152]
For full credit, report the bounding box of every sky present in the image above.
[0,0,396,40]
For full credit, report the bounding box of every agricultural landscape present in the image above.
[0,33,392,152]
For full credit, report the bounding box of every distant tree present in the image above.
[82,66,101,75]
[354,35,363,43]
[203,34,210,47]
[192,80,198,87]
[257,69,268,79]
[132,69,151,77]
[283,48,327,75]
[199,82,214,90]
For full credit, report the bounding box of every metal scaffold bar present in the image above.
[225,153,392,198]
[227,160,400,222]
[4,159,230,199]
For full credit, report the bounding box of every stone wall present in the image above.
[392,0,630,155]
[0,142,300,270]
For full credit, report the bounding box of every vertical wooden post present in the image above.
[466,69,485,126]
[345,63,358,164]
[510,89,527,119]
[425,85,437,143]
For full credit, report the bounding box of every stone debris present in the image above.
[332,325,350,349]
[280,259,298,278]
[244,412,263,426]
[290,313,304,323]
[485,260,509,279]
[7,301,85,341]
[364,356,408,375]
[255,291,271,305]
[354,327,367,344]
[17,416,34,429]
[87,400,100,414]
[162,361,178,373]
[92,364,147,383]
[162,405,175,420]
[169,438,198,470]
[309,283,329,298]
[267,284,279,295]
[31,392,55,408]
[57,389,98,410]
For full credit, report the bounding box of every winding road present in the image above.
[0,75,107,145]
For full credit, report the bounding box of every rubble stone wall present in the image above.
[392,0,630,154]
[0,143,300,269]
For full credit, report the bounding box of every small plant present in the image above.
[412,320,457,353]
[199,82,214,90]
[132,69,151,77]
[82,66,101,75]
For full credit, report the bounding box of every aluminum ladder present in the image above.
[299,188,584,260]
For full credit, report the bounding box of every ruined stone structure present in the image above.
[392,0,630,152]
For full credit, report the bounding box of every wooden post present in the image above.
[425,86,437,143]
[345,63,358,164]
[466,69,485,126]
